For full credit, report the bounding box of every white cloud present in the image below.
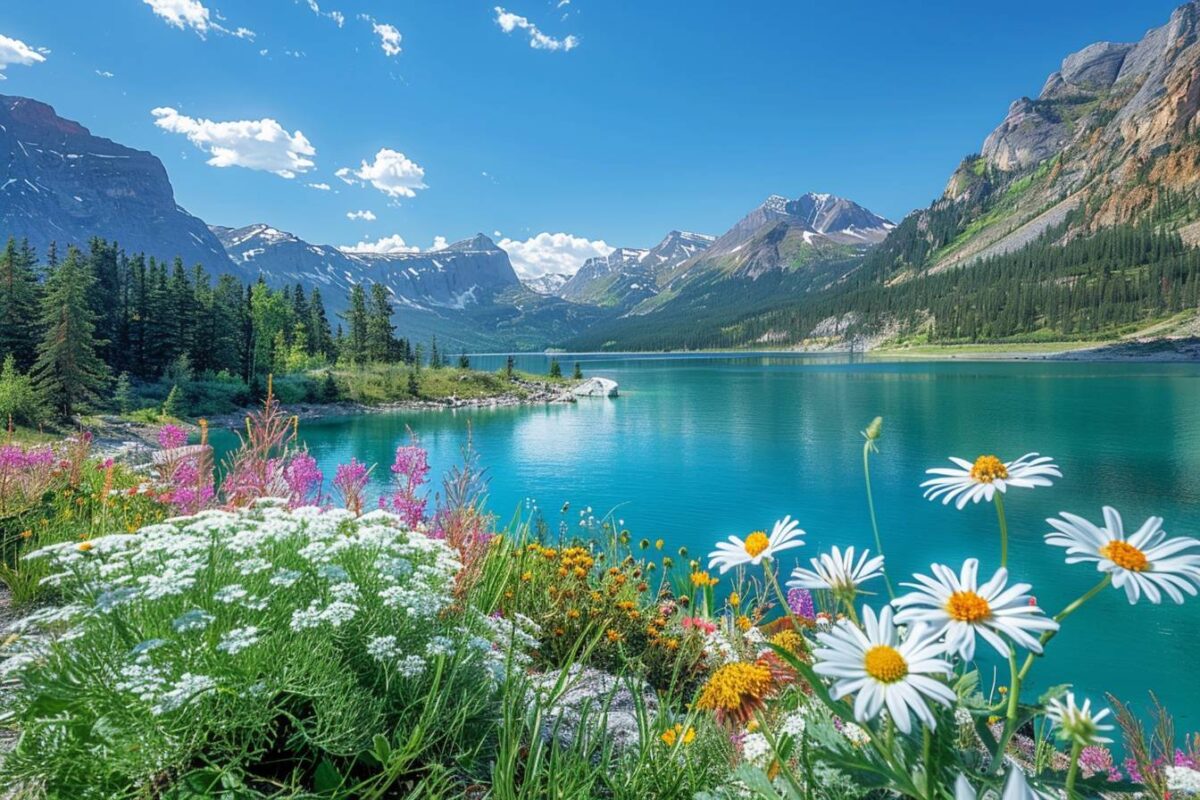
[430,236,449,251]
[144,0,211,35]
[151,108,316,179]
[95,69,114,78]
[302,0,345,27]
[346,210,376,221]
[0,34,47,79]
[339,234,419,254]
[143,0,255,40]
[306,182,331,191]
[499,232,613,278]
[371,22,402,56]
[339,148,427,198]
[493,7,578,52]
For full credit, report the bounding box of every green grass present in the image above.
[328,365,575,406]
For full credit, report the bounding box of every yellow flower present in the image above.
[655,538,665,550]
[690,570,718,588]
[696,662,774,727]
[660,724,695,747]
[769,629,806,656]
[520,571,533,582]
[736,615,752,632]
[77,541,94,552]
[567,608,581,619]
[729,591,740,608]
[606,629,624,643]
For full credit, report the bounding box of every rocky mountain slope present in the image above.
[557,230,715,311]
[0,94,232,271]
[878,0,1200,278]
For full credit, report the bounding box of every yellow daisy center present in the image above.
[864,645,908,683]
[946,590,992,623]
[1100,540,1149,572]
[969,455,1009,483]
[744,531,770,558]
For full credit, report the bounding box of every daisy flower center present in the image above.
[743,531,770,558]
[945,590,992,622]
[863,645,908,683]
[969,455,1009,483]
[696,662,773,711]
[1100,540,1149,572]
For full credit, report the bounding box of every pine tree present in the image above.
[0,237,42,369]
[549,359,562,378]
[429,336,441,369]
[308,286,334,357]
[573,361,583,380]
[345,285,370,364]
[366,283,396,362]
[458,352,470,369]
[32,247,111,417]
[504,355,515,379]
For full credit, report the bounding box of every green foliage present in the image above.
[112,371,133,414]
[549,359,562,378]
[0,237,42,370]
[0,353,42,427]
[573,361,583,380]
[0,505,511,797]
[32,246,111,417]
[161,383,184,418]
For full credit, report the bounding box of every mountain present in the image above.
[557,231,715,310]
[0,94,232,271]
[522,272,570,295]
[213,225,602,349]
[213,225,521,316]
[880,0,1200,277]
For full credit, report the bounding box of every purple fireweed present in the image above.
[0,443,60,512]
[1079,745,1122,782]
[386,442,429,527]
[221,379,297,506]
[157,424,189,450]
[284,452,324,508]
[333,458,371,516]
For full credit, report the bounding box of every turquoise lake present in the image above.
[219,354,1200,728]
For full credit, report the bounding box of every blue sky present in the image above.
[0,0,1186,276]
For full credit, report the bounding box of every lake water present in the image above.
[219,354,1200,729]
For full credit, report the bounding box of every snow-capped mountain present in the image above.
[0,94,232,271]
[521,272,570,295]
[212,224,520,316]
[557,231,715,309]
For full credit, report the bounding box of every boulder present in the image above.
[571,377,619,398]
[529,665,657,751]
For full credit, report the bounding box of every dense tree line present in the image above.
[0,236,447,419]
[567,222,1200,351]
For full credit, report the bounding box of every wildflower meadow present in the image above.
[1,400,1198,799]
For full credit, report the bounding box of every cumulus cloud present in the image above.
[346,210,376,221]
[494,7,578,51]
[338,148,427,198]
[371,22,402,56]
[306,182,331,191]
[430,236,449,251]
[339,234,419,255]
[95,69,115,78]
[151,108,316,179]
[0,34,47,79]
[499,232,613,278]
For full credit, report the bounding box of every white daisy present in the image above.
[892,559,1058,661]
[812,604,955,734]
[788,546,884,595]
[1045,692,1114,746]
[922,453,1060,509]
[955,767,1050,800]
[1045,506,1200,604]
[708,516,805,574]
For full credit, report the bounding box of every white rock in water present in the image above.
[571,377,619,398]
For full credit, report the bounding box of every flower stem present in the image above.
[863,441,895,600]
[1018,574,1111,682]
[764,559,803,631]
[1064,740,1083,798]
[994,492,1009,569]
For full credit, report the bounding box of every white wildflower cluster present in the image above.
[474,611,542,685]
[1167,766,1200,795]
[13,505,472,720]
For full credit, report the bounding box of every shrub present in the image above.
[0,504,523,798]
[0,354,42,427]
